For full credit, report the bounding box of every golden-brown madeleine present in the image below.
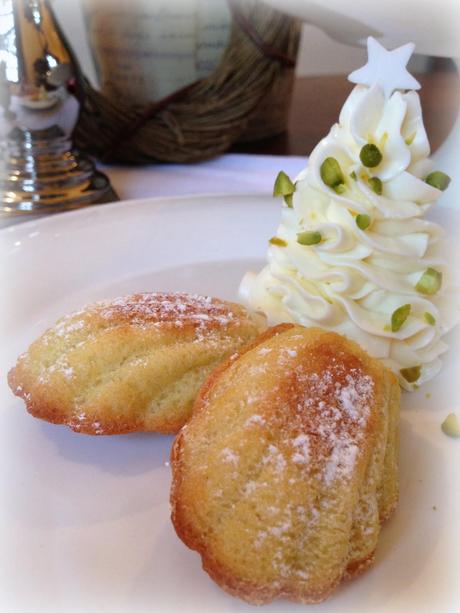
[171,324,399,605]
[8,292,266,434]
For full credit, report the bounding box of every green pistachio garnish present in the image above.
[400,365,421,383]
[424,312,436,326]
[391,304,411,332]
[415,268,442,295]
[360,143,383,168]
[284,193,293,208]
[297,231,322,246]
[404,132,416,146]
[425,171,451,191]
[334,183,346,195]
[350,171,357,181]
[273,171,295,198]
[356,214,371,230]
[269,236,287,247]
[441,413,460,438]
[320,157,344,188]
[368,176,383,195]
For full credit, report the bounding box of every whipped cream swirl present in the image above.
[240,84,458,390]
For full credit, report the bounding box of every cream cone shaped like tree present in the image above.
[240,38,459,390]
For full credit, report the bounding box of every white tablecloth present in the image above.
[0,154,307,228]
[102,154,307,201]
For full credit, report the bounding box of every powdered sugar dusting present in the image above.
[262,444,286,476]
[268,520,292,539]
[38,358,75,384]
[323,438,359,486]
[291,434,310,465]
[227,339,376,493]
[60,366,74,380]
[257,347,272,356]
[244,481,258,495]
[237,345,375,488]
[294,364,374,485]
[91,421,105,435]
[221,447,239,465]
[43,309,87,344]
[14,292,256,424]
[68,411,105,434]
[55,318,85,337]
[94,292,239,339]
[338,374,374,425]
[245,414,265,427]
[179,330,381,592]
[40,293,244,350]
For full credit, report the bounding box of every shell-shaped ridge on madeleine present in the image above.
[8,292,266,435]
[171,324,399,605]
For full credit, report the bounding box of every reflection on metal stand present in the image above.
[0,0,117,221]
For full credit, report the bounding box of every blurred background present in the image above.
[1,0,458,219]
[51,0,459,157]
[52,0,436,87]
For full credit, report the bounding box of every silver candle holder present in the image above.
[0,0,116,219]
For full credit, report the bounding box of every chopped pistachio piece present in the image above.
[350,171,357,181]
[391,304,411,332]
[425,170,451,191]
[356,214,371,230]
[283,193,293,208]
[416,268,442,295]
[297,231,322,246]
[424,312,436,326]
[441,413,460,438]
[269,236,287,247]
[368,176,383,195]
[400,365,421,383]
[360,143,382,168]
[320,157,344,188]
[404,132,416,146]
[273,171,295,197]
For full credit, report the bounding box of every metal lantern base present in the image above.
[0,127,117,219]
[0,0,118,224]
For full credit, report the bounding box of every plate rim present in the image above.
[0,191,271,238]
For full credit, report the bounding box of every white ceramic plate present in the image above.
[1,194,459,613]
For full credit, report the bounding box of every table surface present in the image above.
[1,71,458,228]
[233,71,460,156]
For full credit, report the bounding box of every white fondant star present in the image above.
[348,36,421,99]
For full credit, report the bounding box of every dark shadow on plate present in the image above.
[41,420,173,476]
[4,409,174,528]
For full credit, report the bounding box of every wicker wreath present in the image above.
[73,0,300,164]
